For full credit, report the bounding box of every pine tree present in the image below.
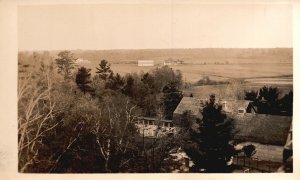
[96,60,113,81]
[160,81,183,119]
[75,67,94,94]
[183,94,235,173]
[105,73,125,91]
[123,75,135,97]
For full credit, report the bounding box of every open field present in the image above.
[19,48,293,83]
[80,62,292,83]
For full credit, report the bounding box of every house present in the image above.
[138,60,154,67]
[172,97,255,126]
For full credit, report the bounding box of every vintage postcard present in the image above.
[0,0,299,179]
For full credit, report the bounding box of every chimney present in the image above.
[222,101,227,111]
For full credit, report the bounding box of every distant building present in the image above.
[138,60,154,66]
[163,58,183,66]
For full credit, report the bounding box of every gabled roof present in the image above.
[231,113,292,146]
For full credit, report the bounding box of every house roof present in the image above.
[231,113,292,146]
[173,97,207,116]
[173,97,251,116]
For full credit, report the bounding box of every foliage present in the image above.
[18,54,187,173]
[195,76,229,86]
[244,90,258,102]
[105,73,125,91]
[160,82,183,119]
[279,90,293,116]
[182,94,236,173]
[18,60,64,172]
[75,67,94,94]
[55,51,77,79]
[96,60,113,81]
[244,86,293,115]
[123,74,135,97]
[242,144,256,158]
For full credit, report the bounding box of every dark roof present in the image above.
[231,113,292,146]
[173,97,251,116]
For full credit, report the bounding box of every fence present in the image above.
[233,153,282,172]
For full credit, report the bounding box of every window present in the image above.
[238,108,245,113]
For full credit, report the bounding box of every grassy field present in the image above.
[81,62,292,83]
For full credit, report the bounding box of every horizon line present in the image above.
[18,47,293,52]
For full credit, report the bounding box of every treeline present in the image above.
[244,86,293,116]
[194,76,229,86]
[18,51,183,173]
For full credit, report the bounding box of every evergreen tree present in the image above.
[258,86,280,114]
[138,73,157,116]
[244,90,258,102]
[160,81,183,119]
[105,73,125,91]
[96,60,113,81]
[183,94,235,173]
[279,90,293,116]
[75,67,94,94]
[123,74,135,97]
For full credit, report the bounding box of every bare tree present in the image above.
[18,65,62,172]
[91,98,138,172]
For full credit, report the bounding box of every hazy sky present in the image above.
[18,3,292,50]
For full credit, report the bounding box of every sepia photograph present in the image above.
[3,0,296,175]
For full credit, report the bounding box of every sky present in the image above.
[18,3,292,50]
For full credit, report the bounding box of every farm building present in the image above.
[138,60,154,66]
[172,97,255,126]
[163,58,183,66]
